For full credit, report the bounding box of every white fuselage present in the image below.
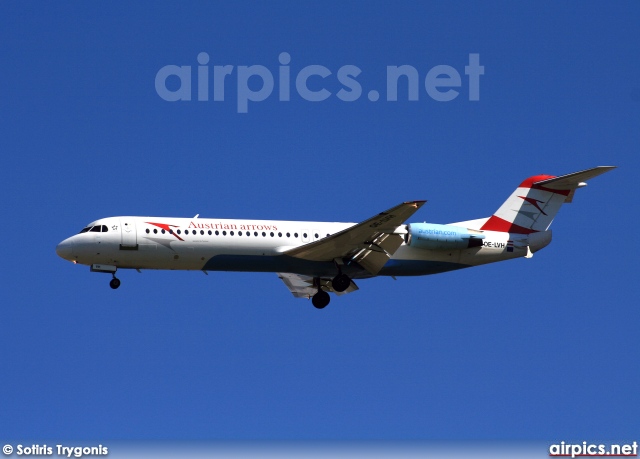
[56,216,547,279]
[54,166,613,306]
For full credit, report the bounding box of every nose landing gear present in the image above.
[109,275,121,289]
[90,264,121,289]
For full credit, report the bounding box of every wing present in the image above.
[277,272,359,298]
[283,200,426,275]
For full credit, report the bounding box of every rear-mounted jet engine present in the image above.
[405,223,485,250]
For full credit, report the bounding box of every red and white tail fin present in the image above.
[480,166,616,234]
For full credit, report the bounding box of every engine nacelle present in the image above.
[405,223,485,250]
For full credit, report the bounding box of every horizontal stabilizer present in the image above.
[533,166,616,190]
[480,166,616,233]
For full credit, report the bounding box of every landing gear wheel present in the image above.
[110,278,121,289]
[312,290,330,309]
[332,273,351,293]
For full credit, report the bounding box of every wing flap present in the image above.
[277,272,358,298]
[350,232,405,275]
[283,201,425,274]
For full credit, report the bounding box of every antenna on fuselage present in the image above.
[194,214,199,218]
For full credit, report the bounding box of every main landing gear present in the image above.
[311,270,353,309]
[312,289,330,309]
[311,277,330,309]
[109,275,121,289]
[331,273,351,292]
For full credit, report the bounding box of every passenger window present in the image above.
[286,232,290,238]
[230,231,234,236]
[278,232,282,237]
[238,231,243,236]
[200,230,204,235]
[208,230,212,235]
[146,229,150,234]
[294,233,298,238]
[215,230,219,235]
[177,230,181,234]
[315,233,319,239]
[154,229,158,234]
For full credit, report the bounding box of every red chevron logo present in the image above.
[517,196,547,215]
[145,222,184,241]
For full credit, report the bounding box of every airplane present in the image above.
[56,166,615,309]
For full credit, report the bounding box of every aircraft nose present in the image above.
[56,238,75,261]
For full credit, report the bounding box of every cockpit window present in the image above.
[90,226,102,232]
[101,225,108,232]
[79,227,91,234]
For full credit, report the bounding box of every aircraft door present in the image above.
[120,218,138,249]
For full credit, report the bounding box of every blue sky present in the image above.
[1,1,639,445]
